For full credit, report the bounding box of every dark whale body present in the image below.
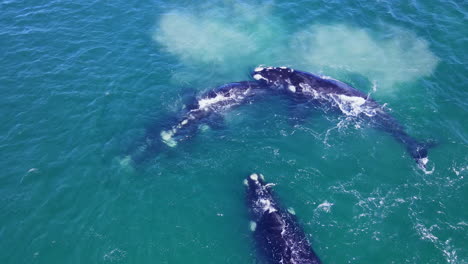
[127,81,267,165]
[125,67,431,169]
[245,173,321,264]
[252,66,430,169]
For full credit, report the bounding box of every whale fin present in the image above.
[390,129,437,171]
[410,139,437,160]
[409,139,438,172]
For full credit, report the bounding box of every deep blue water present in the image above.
[1,0,467,263]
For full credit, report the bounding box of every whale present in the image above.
[245,173,321,264]
[127,81,268,165]
[252,66,432,170]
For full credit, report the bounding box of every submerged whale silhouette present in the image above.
[252,66,432,170]
[245,173,321,264]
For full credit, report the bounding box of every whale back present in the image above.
[246,173,321,264]
[252,67,368,99]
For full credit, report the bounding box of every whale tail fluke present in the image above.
[393,130,436,171]
[408,139,437,172]
[409,139,437,159]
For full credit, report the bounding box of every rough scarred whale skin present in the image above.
[128,81,267,165]
[245,173,321,264]
[252,66,431,169]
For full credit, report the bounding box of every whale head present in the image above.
[245,173,265,189]
[245,173,269,197]
[252,66,295,90]
[245,173,278,215]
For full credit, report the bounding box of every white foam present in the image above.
[372,80,378,92]
[298,82,319,98]
[27,168,38,173]
[418,157,435,174]
[415,223,439,242]
[452,166,466,177]
[288,85,296,93]
[287,207,296,215]
[317,201,334,212]
[259,198,277,213]
[319,74,338,81]
[103,248,127,262]
[330,94,377,117]
[198,94,229,110]
[181,119,188,125]
[243,179,248,186]
[420,157,429,166]
[197,89,248,112]
[254,66,264,72]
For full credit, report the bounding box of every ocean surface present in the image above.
[1,0,467,263]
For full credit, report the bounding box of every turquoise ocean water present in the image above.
[1,0,467,263]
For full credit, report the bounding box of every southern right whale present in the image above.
[245,173,321,264]
[252,66,433,170]
[126,81,268,165]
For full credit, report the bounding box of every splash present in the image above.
[290,24,439,89]
[329,94,378,117]
[317,201,334,213]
